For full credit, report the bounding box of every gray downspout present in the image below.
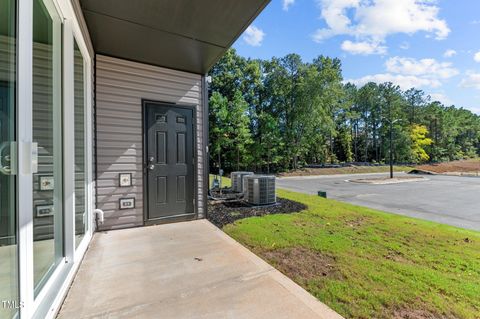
[202,75,210,219]
[93,54,100,230]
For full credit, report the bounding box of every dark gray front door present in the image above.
[145,102,195,221]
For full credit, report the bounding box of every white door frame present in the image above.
[17,0,35,316]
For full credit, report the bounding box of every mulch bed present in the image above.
[207,196,307,228]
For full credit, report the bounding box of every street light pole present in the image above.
[389,119,393,179]
[382,90,401,179]
[383,117,400,179]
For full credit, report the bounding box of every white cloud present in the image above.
[443,49,457,58]
[313,0,450,55]
[243,25,265,47]
[400,42,410,50]
[474,51,480,63]
[460,71,480,90]
[345,73,441,90]
[385,56,459,79]
[469,106,480,115]
[346,56,459,90]
[429,92,452,105]
[341,40,387,55]
[283,0,295,11]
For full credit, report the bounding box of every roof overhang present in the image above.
[78,0,270,74]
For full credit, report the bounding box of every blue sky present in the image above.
[233,0,480,114]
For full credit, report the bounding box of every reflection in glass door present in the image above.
[74,39,87,248]
[32,0,63,295]
[0,0,18,318]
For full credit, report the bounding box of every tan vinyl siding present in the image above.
[96,55,205,230]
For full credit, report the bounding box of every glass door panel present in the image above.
[32,0,63,295]
[74,39,87,248]
[0,0,18,317]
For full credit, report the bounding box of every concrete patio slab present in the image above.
[57,220,342,319]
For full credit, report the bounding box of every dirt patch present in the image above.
[392,308,453,319]
[260,247,340,282]
[277,165,412,177]
[414,159,480,174]
[384,250,408,263]
[207,197,306,228]
[344,216,368,228]
[279,167,360,176]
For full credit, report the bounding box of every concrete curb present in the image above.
[277,172,408,180]
[348,177,428,185]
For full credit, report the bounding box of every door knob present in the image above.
[148,164,155,170]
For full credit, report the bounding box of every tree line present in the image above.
[208,49,480,173]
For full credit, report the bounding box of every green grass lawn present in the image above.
[209,174,231,188]
[224,189,480,319]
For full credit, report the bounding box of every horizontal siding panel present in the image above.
[97,193,144,204]
[96,178,140,188]
[98,201,143,211]
[97,55,201,81]
[97,203,143,213]
[96,135,142,143]
[96,55,204,230]
[95,143,142,150]
[96,156,141,165]
[97,91,200,106]
[96,74,200,94]
[97,110,142,121]
[96,187,142,197]
[97,117,141,127]
[96,62,201,85]
[97,164,141,172]
[98,69,201,93]
[98,204,143,214]
[97,172,143,180]
[96,148,140,157]
[96,84,200,104]
[96,79,201,99]
[96,124,141,135]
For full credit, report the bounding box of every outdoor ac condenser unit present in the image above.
[231,171,254,192]
[244,175,276,205]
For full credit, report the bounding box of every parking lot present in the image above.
[277,173,480,231]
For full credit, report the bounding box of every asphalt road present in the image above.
[277,173,480,231]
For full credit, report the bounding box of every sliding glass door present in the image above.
[0,1,91,317]
[0,1,18,318]
[32,0,63,296]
